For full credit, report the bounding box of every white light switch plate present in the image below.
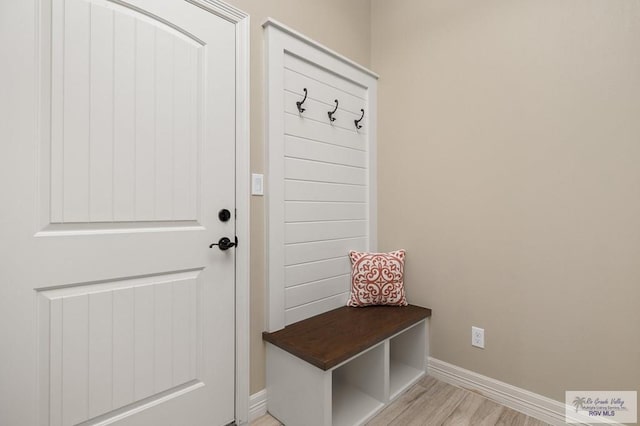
[251,173,264,196]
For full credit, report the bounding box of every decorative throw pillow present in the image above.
[347,250,408,307]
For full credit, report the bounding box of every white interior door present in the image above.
[0,0,238,425]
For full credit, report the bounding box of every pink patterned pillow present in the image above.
[347,250,408,307]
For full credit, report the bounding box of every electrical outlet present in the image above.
[472,326,485,349]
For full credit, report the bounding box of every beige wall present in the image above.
[372,0,640,402]
[224,0,372,394]
[229,0,640,402]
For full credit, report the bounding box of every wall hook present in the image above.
[354,109,365,130]
[296,88,308,114]
[328,99,339,122]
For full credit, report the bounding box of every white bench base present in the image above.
[266,320,428,426]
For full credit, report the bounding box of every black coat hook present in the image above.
[296,88,308,114]
[355,109,365,130]
[328,99,339,122]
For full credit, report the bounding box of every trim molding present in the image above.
[263,18,379,332]
[248,390,268,422]
[231,6,251,426]
[262,18,379,79]
[187,0,248,22]
[427,358,621,426]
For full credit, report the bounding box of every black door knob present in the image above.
[218,209,231,222]
[209,236,237,251]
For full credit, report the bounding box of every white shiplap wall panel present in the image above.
[284,53,367,99]
[285,158,367,186]
[266,22,377,331]
[285,220,368,244]
[285,237,368,266]
[284,91,365,134]
[285,201,367,223]
[284,135,366,168]
[285,180,367,203]
[284,293,350,326]
[285,113,366,151]
[285,257,351,288]
[285,275,351,309]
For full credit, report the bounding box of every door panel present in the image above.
[0,0,237,425]
[38,272,200,425]
[50,0,202,224]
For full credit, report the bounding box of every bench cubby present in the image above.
[332,342,386,426]
[263,305,431,426]
[389,321,427,400]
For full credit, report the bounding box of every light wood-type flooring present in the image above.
[251,376,550,426]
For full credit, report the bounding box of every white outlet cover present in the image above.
[472,326,485,349]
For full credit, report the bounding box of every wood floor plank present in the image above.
[415,374,439,390]
[385,380,468,426]
[495,406,530,426]
[523,417,550,426]
[441,392,505,426]
[251,414,282,426]
[366,382,432,426]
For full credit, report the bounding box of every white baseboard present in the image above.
[249,389,268,422]
[428,357,622,426]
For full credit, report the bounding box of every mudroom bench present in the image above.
[262,304,432,426]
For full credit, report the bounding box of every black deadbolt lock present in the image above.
[218,209,231,222]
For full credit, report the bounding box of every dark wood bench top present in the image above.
[262,304,432,371]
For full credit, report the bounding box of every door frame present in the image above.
[178,2,251,423]
[32,0,251,423]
